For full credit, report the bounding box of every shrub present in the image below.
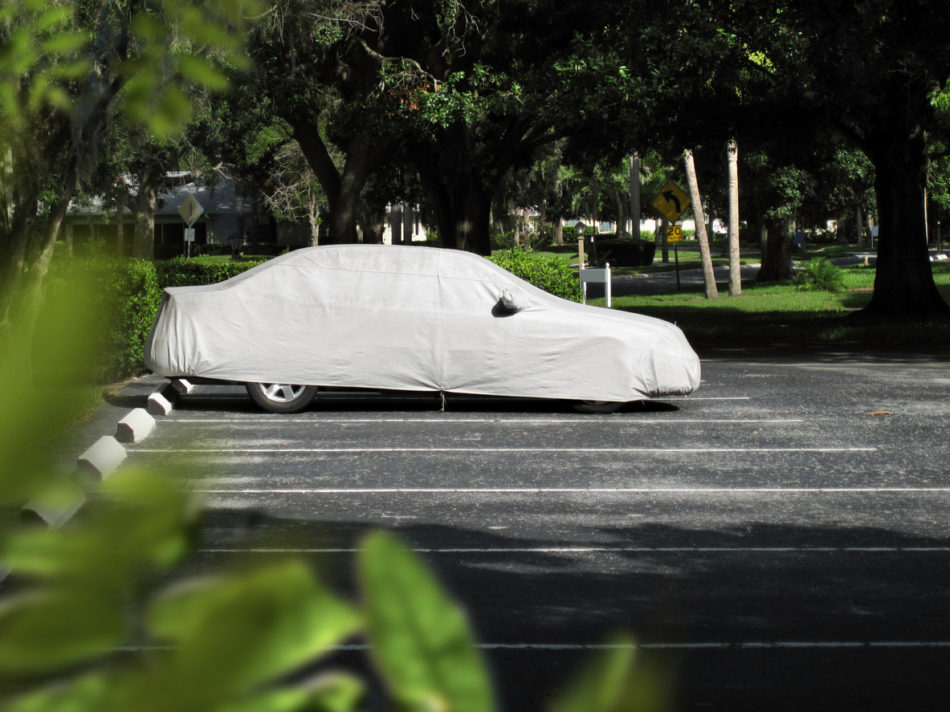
[103,258,163,378]
[490,230,517,250]
[530,225,554,249]
[36,258,162,382]
[488,249,581,301]
[562,225,578,242]
[155,256,267,287]
[199,242,232,256]
[794,257,845,292]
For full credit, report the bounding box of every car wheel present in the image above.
[573,400,624,414]
[245,383,318,413]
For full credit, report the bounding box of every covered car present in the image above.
[145,244,700,411]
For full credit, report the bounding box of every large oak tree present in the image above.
[716,0,950,318]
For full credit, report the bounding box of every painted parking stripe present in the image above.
[135,446,875,454]
[198,546,950,554]
[191,486,944,494]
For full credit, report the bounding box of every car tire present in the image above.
[245,383,318,413]
[572,400,625,414]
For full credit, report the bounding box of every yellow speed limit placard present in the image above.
[666,224,684,242]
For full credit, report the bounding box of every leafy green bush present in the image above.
[490,230,517,250]
[562,224,578,242]
[156,257,266,288]
[488,249,581,301]
[102,258,163,378]
[36,256,268,382]
[36,258,162,382]
[794,257,846,292]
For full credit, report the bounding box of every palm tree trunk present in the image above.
[727,138,742,296]
[683,149,718,299]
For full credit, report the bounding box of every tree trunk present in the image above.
[757,216,794,282]
[726,138,742,296]
[683,149,718,299]
[862,132,949,318]
[292,123,389,245]
[307,205,321,245]
[613,189,625,238]
[435,184,492,255]
[132,184,158,258]
[425,156,494,255]
[629,153,640,240]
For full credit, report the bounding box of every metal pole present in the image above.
[674,242,681,290]
[629,153,640,240]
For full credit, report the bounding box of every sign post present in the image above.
[652,181,690,288]
[177,194,204,258]
[666,224,684,289]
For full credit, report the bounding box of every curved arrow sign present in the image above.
[652,180,690,223]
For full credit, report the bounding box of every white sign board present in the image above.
[178,194,204,227]
[184,228,196,243]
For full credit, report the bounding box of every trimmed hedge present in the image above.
[36,258,163,382]
[156,257,266,288]
[36,256,267,382]
[488,249,581,302]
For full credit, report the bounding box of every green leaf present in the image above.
[130,14,167,44]
[148,85,194,139]
[40,31,89,56]
[177,54,230,92]
[548,638,635,712]
[48,58,91,80]
[4,670,120,712]
[548,635,673,712]
[145,559,361,701]
[0,591,125,673]
[359,531,494,712]
[35,5,75,33]
[215,673,365,712]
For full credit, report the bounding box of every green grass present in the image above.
[591,264,950,350]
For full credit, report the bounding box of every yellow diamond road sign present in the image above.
[178,194,204,227]
[652,181,690,223]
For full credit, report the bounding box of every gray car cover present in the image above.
[145,244,700,402]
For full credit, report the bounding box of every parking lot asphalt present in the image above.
[101,347,950,710]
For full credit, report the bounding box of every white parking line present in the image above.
[192,486,945,494]
[136,446,875,454]
[198,546,950,554]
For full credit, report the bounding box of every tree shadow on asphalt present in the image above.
[189,509,950,711]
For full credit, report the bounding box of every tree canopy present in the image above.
[3,0,950,326]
